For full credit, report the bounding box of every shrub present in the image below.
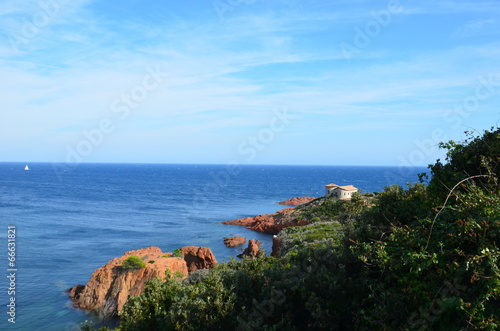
[172,249,183,257]
[148,260,155,264]
[122,255,146,269]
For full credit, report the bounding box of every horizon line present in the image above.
[0,161,430,168]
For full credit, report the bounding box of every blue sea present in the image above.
[0,163,427,330]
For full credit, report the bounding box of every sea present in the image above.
[0,163,427,330]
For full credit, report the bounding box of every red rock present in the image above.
[224,236,247,247]
[238,239,262,258]
[68,246,188,317]
[222,207,310,235]
[180,246,218,272]
[278,196,316,206]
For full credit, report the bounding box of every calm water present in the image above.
[0,163,426,330]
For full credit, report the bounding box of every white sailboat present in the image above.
[24,165,29,171]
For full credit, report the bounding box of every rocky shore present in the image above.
[68,246,216,317]
[278,196,316,206]
[69,197,317,318]
[222,207,302,234]
[222,196,318,234]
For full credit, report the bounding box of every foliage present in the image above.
[295,194,368,222]
[119,277,182,330]
[172,249,183,257]
[173,271,184,279]
[121,255,146,269]
[275,221,345,256]
[368,182,430,227]
[423,127,499,203]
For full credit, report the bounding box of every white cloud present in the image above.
[1,1,499,164]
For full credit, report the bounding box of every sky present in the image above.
[0,0,499,166]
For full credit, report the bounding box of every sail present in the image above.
[25,165,29,170]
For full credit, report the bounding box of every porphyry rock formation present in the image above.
[180,246,218,272]
[238,239,262,258]
[224,236,247,247]
[222,208,310,235]
[278,196,316,206]
[68,246,189,317]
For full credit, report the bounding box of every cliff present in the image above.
[68,246,216,317]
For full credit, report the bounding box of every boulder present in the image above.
[223,236,247,247]
[238,239,262,258]
[67,246,188,317]
[180,246,217,272]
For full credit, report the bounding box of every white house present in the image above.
[325,184,359,200]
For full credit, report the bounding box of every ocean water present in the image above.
[0,163,427,330]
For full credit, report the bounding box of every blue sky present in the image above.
[1,0,499,166]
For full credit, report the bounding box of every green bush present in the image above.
[121,255,146,269]
[172,249,183,257]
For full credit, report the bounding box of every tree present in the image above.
[424,127,499,203]
[122,255,146,269]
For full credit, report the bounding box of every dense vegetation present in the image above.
[87,128,499,330]
[121,255,146,269]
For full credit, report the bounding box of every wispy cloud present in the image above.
[1,0,499,165]
[452,19,499,39]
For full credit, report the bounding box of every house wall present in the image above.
[326,188,358,199]
[341,190,358,199]
[326,186,359,199]
[325,187,336,197]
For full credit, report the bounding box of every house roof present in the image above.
[338,185,358,191]
[325,184,358,191]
